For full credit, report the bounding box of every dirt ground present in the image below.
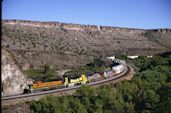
[2,102,30,113]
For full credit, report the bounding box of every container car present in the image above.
[87,73,103,82]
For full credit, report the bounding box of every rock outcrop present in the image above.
[1,48,33,96]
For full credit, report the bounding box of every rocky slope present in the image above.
[2,20,171,69]
[1,48,33,96]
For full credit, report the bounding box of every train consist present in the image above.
[27,59,126,93]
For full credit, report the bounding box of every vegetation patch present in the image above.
[27,64,61,82]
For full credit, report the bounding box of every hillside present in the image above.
[2,20,171,69]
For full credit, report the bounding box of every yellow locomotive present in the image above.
[65,75,87,87]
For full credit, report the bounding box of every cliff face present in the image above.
[1,48,33,96]
[2,20,171,69]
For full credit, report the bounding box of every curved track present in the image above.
[2,65,132,106]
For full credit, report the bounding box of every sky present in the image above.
[2,0,171,29]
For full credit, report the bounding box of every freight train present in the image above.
[26,59,126,93]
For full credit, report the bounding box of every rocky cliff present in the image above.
[1,48,33,96]
[2,20,171,69]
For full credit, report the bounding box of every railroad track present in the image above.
[2,65,132,106]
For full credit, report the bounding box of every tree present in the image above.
[44,63,51,74]
[93,57,105,67]
[76,85,96,97]
[157,83,171,113]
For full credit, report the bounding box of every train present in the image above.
[26,59,126,93]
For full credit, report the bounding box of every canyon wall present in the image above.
[2,20,171,69]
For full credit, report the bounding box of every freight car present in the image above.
[112,64,125,74]
[97,63,126,79]
[87,73,104,82]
